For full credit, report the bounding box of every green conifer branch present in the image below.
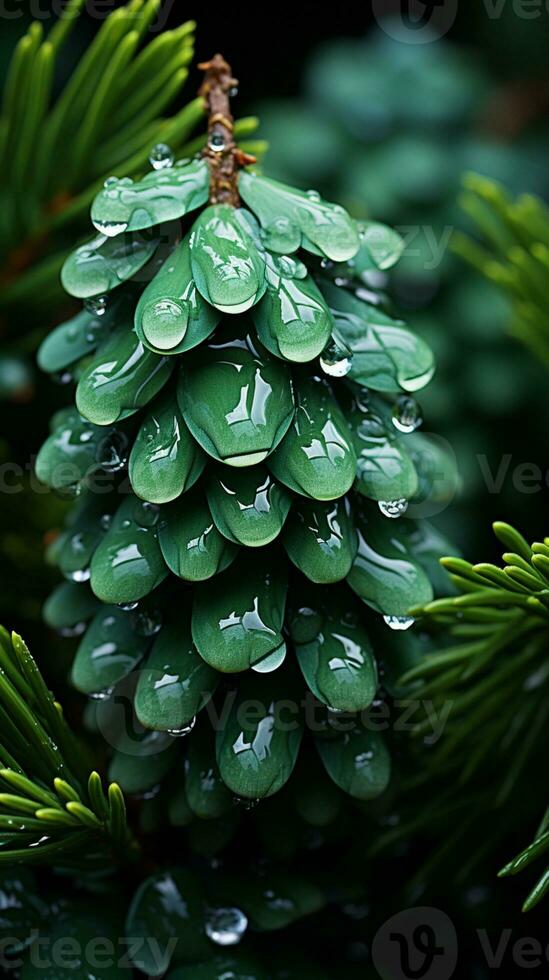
[406,523,549,911]
[454,173,549,364]
[0,628,137,870]
[0,1,203,320]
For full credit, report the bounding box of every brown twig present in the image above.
[198,53,256,206]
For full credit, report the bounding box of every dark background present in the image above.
[5,2,549,105]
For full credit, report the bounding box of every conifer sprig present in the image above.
[0,1,261,320]
[0,627,135,868]
[454,173,549,364]
[403,523,549,911]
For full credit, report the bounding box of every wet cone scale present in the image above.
[37,55,450,809]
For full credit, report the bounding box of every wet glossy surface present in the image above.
[239,171,360,262]
[135,612,218,731]
[158,489,237,581]
[282,496,356,583]
[37,307,112,375]
[177,329,295,467]
[347,509,433,616]
[91,159,210,235]
[61,231,158,299]
[36,407,120,492]
[125,869,210,974]
[71,604,149,694]
[107,731,178,796]
[191,557,287,672]
[253,253,333,363]
[349,393,418,503]
[355,220,405,272]
[212,868,325,934]
[129,389,205,503]
[190,206,266,313]
[51,492,114,579]
[215,673,302,799]
[76,325,174,426]
[185,723,232,819]
[315,728,391,801]
[322,281,434,393]
[42,581,99,631]
[206,465,291,547]
[90,495,168,604]
[135,234,220,355]
[291,594,378,712]
[268,377,356,500]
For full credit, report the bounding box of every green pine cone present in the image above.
[37,56,455,812]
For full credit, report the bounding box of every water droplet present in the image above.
[103,176,119,188]
[54,370,74,386]
[88,686,114,702]
[392,395,422,434]
[118,601,138,611]
[137,502,160,529]
[59,622,86,638]
[100,431,128,474]
[149,142,175,170]
[252,644,286,674]
[355,390,370,413]
[383,615,415,631]
[306,189,321,202]
[167,716,196,738]
[320,258,334,271]
[355,285,382,305]
[205,907,248,946]
[229,85,239,97]
[100,514,113,531]
[208,132,226,153]
[320,340,353,378]
[233,796,260,810]
[276,254,307,280]
[84,296,108,317]
[378,498,409,519]
[94,220,128,237]
[67,567,90,583]
[136,605,163,636]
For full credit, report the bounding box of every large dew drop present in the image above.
[93,221,129,238]
[205,907,248,946]
[320,340,353,378]
[378,499,409,519]
[383,615,415,631]
[84,296,108,317]
[149,143,175,170]
[142,299,188,351]
[392,395,422,434]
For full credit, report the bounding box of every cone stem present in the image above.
[198,53,255,206]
